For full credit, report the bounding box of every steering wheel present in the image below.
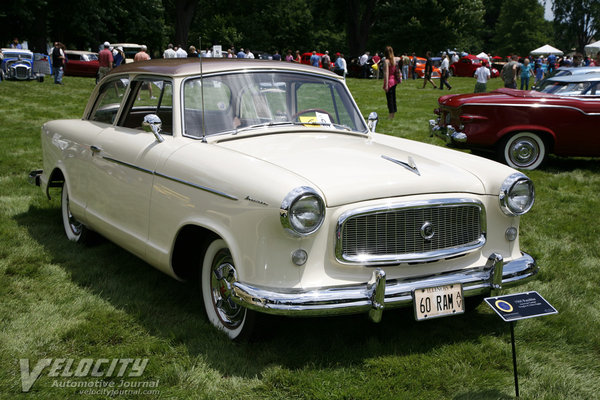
[291,108,334,123]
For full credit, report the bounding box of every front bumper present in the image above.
[231,252,537,322]
[429,119,467,144]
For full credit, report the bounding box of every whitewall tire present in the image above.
[201,239,255,340]
[500,132,547,170]
[61,184,90,243]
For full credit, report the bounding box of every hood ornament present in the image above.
[381,155,420,176]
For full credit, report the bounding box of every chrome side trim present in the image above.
[335,198,487,265]
[102,156,154,175]
[101,156,238,201]
[154,172,239,201]
[231,252,537,321]
[459,101,600,116]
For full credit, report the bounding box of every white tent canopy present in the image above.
[530,44,564,56]
[476,52,490,60]
[584,40,600,55]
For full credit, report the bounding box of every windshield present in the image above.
[183,71,367,138]
[537,80,600,96]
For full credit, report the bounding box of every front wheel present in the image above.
[201,239,255,340]
[498,132,547,170]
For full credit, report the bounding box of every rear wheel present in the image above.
[61,184,91,243]
[201,239,255,340]
[498,132,547,170]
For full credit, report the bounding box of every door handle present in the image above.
[90,145,102,154]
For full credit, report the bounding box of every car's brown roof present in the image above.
[108,58,341,78]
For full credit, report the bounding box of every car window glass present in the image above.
[120,78,173,134]
[183,72,366,138]
[89,78,130,124]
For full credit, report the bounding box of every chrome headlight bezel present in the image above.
[499,173,535,216]
[280,186,325,236]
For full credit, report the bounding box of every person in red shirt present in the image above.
[98,41,114,82]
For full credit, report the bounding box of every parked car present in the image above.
[413,56,441,78]
[1,48,37,80]
[109,43,143,63]
[449,54,499,78]
[532,66,600,89]
[64,50,99,77]
[429,73,600,170]
[30,59,537,339]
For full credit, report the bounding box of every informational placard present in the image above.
[485,291,557,322]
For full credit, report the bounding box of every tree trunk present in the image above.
[346,0,378,57]
[175,0,197,48]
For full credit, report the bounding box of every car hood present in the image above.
[216,131,486,207]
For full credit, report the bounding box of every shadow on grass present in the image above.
[16,204,507,379]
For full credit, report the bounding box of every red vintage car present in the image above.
[64,50,99,77]
[450,55,499,78]
[429,74,600,170]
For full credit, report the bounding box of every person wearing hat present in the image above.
[98,41,114,82]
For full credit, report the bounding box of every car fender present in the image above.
[496,124,556,146]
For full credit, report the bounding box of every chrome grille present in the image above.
[336,199,486,265]
[15,66,29,79]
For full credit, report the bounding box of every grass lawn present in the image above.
[1,73,599,399]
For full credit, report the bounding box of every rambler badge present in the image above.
[420,221,435,241]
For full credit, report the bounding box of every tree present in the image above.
[551,0,600,53]
[368,0,485,55]
[494,0,552,56]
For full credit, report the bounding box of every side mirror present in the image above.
[142,114,164,143]
[367,112,378,133]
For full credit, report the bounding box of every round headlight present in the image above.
[281,187,325,236]
[499,173,535,216]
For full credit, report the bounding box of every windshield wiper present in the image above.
[233,120,353,135]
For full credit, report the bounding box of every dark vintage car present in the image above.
[429,73,600,170]
[1,48,37,80]
[450,55,499,78]
[64,50,99,77]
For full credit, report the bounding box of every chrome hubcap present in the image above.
[510,139,539,167]
[210,250,244,329]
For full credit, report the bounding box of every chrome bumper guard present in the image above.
[231,252,537,322]
[428,119,467,144]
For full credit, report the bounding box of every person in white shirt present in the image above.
[163,44,176,58]
[474,61,491,93]
[439,52,452,90]
[175,45,187,58]
[245,49,255,59]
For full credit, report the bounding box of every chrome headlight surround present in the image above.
[499,173,535,216]
[280,187,325,236]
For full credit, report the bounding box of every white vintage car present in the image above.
[30,59,537,339]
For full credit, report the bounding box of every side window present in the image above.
[89,78,130,124]
[120,78,173,134]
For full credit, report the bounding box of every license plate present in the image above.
[413,284,464,320]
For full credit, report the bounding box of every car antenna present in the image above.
[200,36,207,143]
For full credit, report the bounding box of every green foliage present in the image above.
[552,0,600,53]
[369,0,485,55]
[494,0,552,56]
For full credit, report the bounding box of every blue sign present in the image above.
[485,291,557,322]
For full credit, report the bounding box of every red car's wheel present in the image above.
[499,132,547,170]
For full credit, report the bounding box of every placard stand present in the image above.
[510,322,519,397]
[485,291,558,398]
